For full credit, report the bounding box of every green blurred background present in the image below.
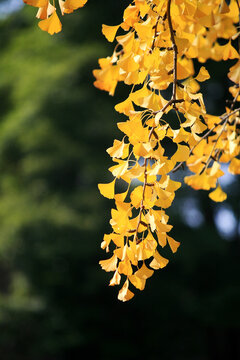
[0,1,239,359]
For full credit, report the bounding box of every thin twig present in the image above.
[172,107,240,173]
[167,0,178,106]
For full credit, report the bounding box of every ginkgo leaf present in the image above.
[228,158,240,174]
[134,263,154,280]
[106,139,129,159]
[137,234,157,261]
[150,251,169,269]
[209,184,227,202]
[102,24,120,42]
[133,142,152,157]
[222,41,239,61]
[145,212,156,232]
[118,279,134,302]
[130,186,143,208]
[129,274,146,290]
[115,98,134,115]
[98,179,115,199]
[195,66,210,82]
[99,254,118,272]
[147,161,165,176]
[219,0,230,14]
[167,235,180,253]
[23,0,48,7]
[228,60,240,84]
[36,5,48,20]
[118,259,133,276]
[155,111,164,125]
[64,0,88,11]
[172,144,190,163]
[165,179,182,192]
[184,173,214,190]
[109,270,121,286]
[109,160,129,178]
[38,11,62,35]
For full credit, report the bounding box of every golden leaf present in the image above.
[109,270,121,286]
[64,0,88,11]
[99,254,118,272]
[98,179,115,199]
[167,235,180,253]
[172,144,190,163]
[107,139,129,159]
[134,263,154,280]
[23,0,48,7]
[209,184,227,202]
[195,66,210,82]
[38,10,62,35]
[102,24,120,42]
[150,251,169,269]
[118,279,134,302]
[229,158,240,175]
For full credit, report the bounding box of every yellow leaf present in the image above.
[64,0,88,11]
[36,2,56,19]
[145,212,156,232]
[118,259,133,276]
[117,117,149,144]
[109,160,129,178]
[195,66,210,82]
[129,274,146,290]
[150,251,169,269]
[125,243,138,266]
[157,232,167,247]
[192,119,207,134]
[98,179,115,199]
[177,57,195,79]
[134,263,154,280]
[219,0,230,14]
[229,158,240,174]
[133,142,152,157]
[183,77,200,94]
[222,41,239,61]
[172,127,190,143]
[38,11,62,35]
[93,60,119,96]
[184,173,215,190]
[107,139,129,159]
[99,254,118,272]
[130,186,143,209]
[118,279,134,302]
[115,98,134,115]
[36,6,48,20]
[165,179,182,192]
[109,270,121,286]
[167,235,180,253]
[172,144,190,163]
[154,184,175,209]
[137,233,157,260]
[228,60,240,84]
[209,184,227,202]
[155,111,164,125]
[102,24,120,42]
[23,0,48,7]
[134,21,153,40]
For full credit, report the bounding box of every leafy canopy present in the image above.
[24,0,240,301]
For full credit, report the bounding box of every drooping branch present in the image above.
[167,0,178,106]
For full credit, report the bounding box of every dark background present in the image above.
[0,1,239,359]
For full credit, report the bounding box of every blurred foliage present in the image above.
[0,2,239,360]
